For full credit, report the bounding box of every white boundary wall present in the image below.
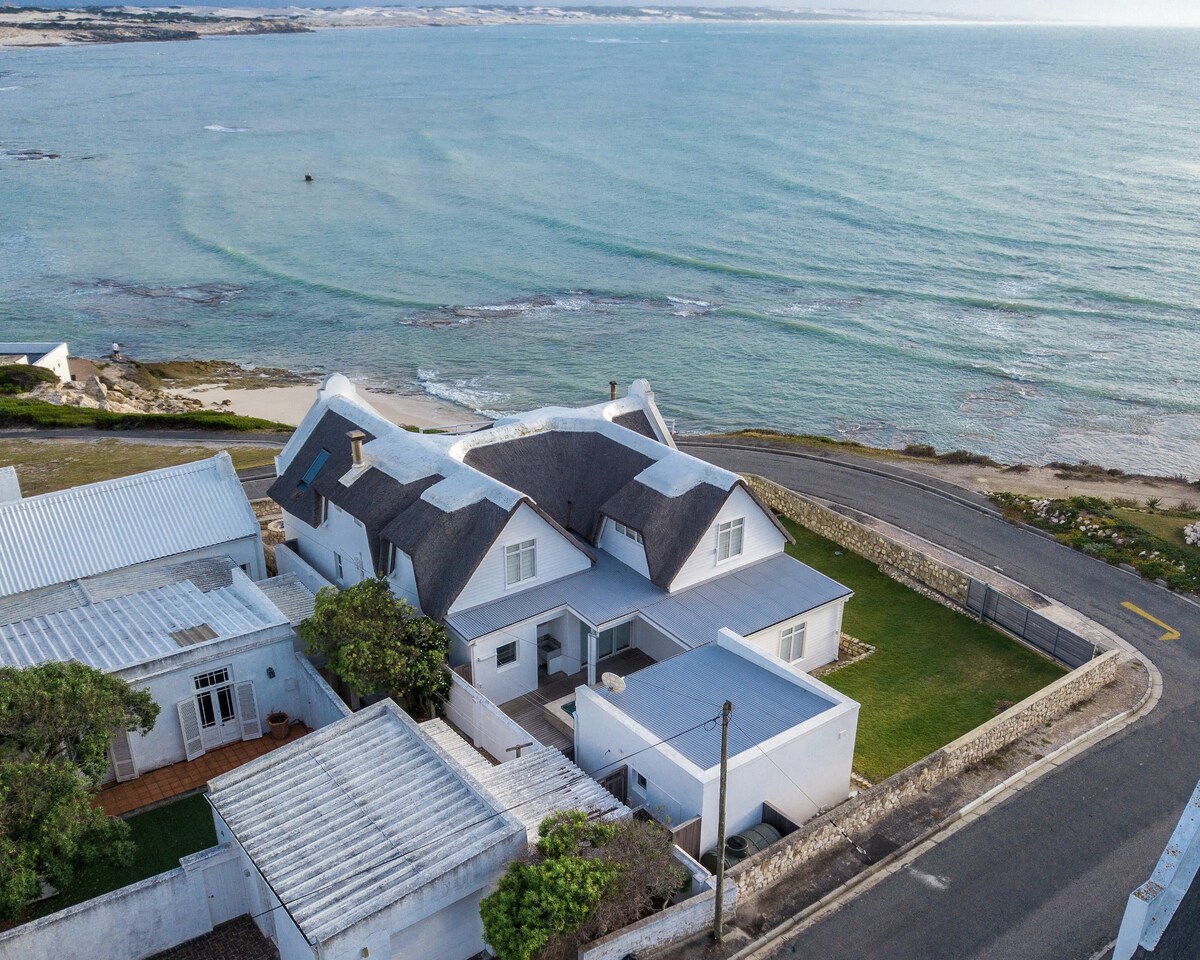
[444,671,542,762]
[0,845,246,960]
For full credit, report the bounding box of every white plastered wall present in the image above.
[743,598,846,673]
[449,503,591,613]
[283,502,373,588]
[668,485,786,592]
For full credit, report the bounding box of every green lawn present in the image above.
[1112,508,1199,554]
[782,519,1066,782]
[29,795,217,919]
[0,396,292,433]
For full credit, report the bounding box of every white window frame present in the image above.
[612,520,644,545]
[717,517,745,562]
[496,640,519,669]
[778,622,807,663]
[316,494,330,526]
[504,539,537,587]
[634,769,648,792]
[334,553,344,583]
[386,543,398,577]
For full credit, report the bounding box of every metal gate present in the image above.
[966,580,1098,669]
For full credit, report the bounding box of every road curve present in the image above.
[681,440,1200,960]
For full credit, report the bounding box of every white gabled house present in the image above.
[271,376,861,852]
[0,455,345,784]
[271,376,852,701]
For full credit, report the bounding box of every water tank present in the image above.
[700,823,783,873]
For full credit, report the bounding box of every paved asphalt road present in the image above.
[681,442,1200,960]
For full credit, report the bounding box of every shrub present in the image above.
[0,397,291,433]
[902,443,937,458]
[0,364,59,395]
[938,449,999,467]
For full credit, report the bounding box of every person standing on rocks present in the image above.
[112,341,122,361]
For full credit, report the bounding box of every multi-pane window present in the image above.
[334,553,344,583]
[717,518,745,561]
[496,641,518,667]
[778,623,807,663]
[505,540,537,586]
[193,668,234,729]
[613,521,644,545]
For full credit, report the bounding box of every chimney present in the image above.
[347,430,366,467]
[609,380,617,401]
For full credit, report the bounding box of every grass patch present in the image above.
[991,493,1199,592]
[782,519,1065,782]
[1112,508,1198,552]
[28,794,217,919]
[0,363,59,395]
[0,397,292,433]
[0,439,280,496]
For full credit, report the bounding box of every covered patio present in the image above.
[498,648,655,755]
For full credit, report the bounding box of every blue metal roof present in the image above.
[446,551,850,648]
[595,645,837,770]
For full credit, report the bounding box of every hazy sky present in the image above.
[824,1,1200,25]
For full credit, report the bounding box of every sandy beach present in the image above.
[173,381,482,430]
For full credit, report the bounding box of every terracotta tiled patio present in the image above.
[97,725,310,818]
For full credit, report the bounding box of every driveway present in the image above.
[681,440,1200,960]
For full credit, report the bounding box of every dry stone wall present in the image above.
[745,474,971,606]
[730,649,1120,896]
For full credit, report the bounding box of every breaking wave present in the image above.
[417,369,509,419]
[204,125,249,133]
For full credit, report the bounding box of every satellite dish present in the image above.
[601,672,626,693]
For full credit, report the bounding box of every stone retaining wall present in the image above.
[811,634,876,678]
[729,649,1121,896]
[745,474,971,606]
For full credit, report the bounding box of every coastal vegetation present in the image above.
[0,364,59,395]
[990,493,1200,593]
[0,396,292,433]
[0,440,279,497]
[480,811,684,960]
[0,662,159,922]
[299,577,452,719]
[783,519,1066,782]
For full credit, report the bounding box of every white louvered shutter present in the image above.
[177,699,206,761]
[109,729,139,782]
[235,681,263,741]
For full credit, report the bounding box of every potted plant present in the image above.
[267,710,290,741]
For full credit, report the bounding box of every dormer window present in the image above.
[505,539,537,586]
[717,518,745,562]
[613,520,644,545]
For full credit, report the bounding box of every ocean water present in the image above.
[1,24,1198,474]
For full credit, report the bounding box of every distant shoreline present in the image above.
[0,5,1041,50]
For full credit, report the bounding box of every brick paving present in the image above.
[96,725,310,818]
[146,916,279,960]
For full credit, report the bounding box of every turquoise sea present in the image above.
[1,24,1198,474]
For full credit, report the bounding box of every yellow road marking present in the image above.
[1121,601,1182,641]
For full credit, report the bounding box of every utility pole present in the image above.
[714,700,734,943]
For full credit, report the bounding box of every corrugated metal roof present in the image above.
[642,554,851,647]
[476,746,630,840]
[256,574,318,626]
[594,645,837,771]
[0,453,259,598]
[0,579,282,671]
[207,702,524,946]
[419,719,630,841]
[447,552,850,648]
[447,550,663,640]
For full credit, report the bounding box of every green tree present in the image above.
[0,662,158,921]
[480,811,687,960]
[298,576,451,717]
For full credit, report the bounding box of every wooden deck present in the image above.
[498,649,656,756]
